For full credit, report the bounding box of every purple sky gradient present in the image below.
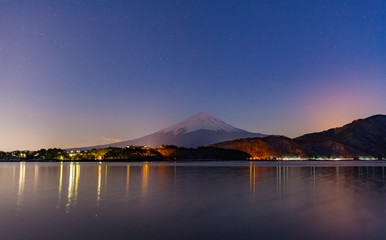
[0,0,385,151]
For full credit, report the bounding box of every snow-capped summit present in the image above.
[160,112,244,134]
[75,112,266,149]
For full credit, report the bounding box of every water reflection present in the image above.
[142,164,149,198]
[16,162,25,212]
[66,163,80,213]
[12,164,16,181]
[104,165,108,186]
[126,165,130,200]
[311,166,316,196]
[57,162,63,208]
[277,166,281,198]
[1,162,386,240]
[8,163,386,211]
[97,164,102,206]
[34,165,39,190]
[249,164,254,194]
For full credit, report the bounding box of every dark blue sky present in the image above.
[1,0,385,150]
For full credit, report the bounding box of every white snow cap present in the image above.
[160,112,244,135]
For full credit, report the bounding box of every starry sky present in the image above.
[1,0,385,151]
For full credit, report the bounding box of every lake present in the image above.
[1,161,386,240]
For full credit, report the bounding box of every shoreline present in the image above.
[1,159,386,167]
[0,158,383,162]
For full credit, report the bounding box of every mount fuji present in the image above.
[76,112,265,149]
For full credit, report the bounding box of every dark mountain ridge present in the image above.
[211,115,386,159]
[295,115,386,158]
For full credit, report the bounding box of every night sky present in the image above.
[1,0,385,151]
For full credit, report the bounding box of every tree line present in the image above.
[0,145,251,161]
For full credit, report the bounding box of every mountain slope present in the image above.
[210,135,307,159]
[75,112,265,150]
[295,114,386,158]
[210,114,386,159]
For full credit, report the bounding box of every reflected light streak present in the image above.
[276,166,289,198]
[277,166,282,199]
[283,166,286,195]
[97,165,101,206]
[66,163,75,213]
[12,165,16,183]
[253,166,256,193]
[66,163,80,213]
[249,164,257,201]
[34,165,39,189]
[75,164,80,202]
[57,162,63,208]
[142,164,149,196]
[311,166,316,197]
[249,163,252,193]
[104,165,108,186]
[126,165,130,199]
[16,162,26,211]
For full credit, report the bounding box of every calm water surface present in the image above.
[1,161,386,240]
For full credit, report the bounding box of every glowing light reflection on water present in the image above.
[0,161,385,240]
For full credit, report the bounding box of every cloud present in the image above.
[101,137,122,143]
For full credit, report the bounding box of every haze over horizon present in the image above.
[1,0,385,151]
